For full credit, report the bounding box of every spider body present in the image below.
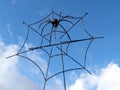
[51,18,59,27]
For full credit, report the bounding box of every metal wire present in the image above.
[6,10,103,90]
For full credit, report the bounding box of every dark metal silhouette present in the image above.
[6,10,103,90]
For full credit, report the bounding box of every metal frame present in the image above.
[7,10,103,90]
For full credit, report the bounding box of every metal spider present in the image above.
[38,11,75,45]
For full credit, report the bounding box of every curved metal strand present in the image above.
[18,55,46,80]
[41,48,50,57]
[47,67,83,81]
[60,19,74,25]
[29,11,53,26]
[30,26,50,42]
[40,37,44,46]
[65,52,91,74]
[59,14,83,19]
[59,24,71,41]
[23,22,50,42]
[43,30,57,37]
[50,53,66,58]
[60,13,88,39]
[56,46,92,74]
[61,15,76,19]
[43,30,64,38]
[81,19,94,38]
[41,22,51,35]
[17,27,30,53]
[56,30,65,33]
[54,11,75,19]
[44,32,51,37]
[84,39,94,67]
[66,43,70,54]
[38,20,49,28]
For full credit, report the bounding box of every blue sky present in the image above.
[0,0,120,90]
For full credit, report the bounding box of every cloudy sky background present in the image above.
[0,0,120,90]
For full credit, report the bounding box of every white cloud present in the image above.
[45,78,64,90]
[0,39,64,90]
[0,41,40,90]
[1,36,120,90]
[97,63,120,90]
[68,63,120,90]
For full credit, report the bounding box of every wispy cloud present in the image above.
[7,23,13,38]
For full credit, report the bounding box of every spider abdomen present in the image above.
[51,19,59,27]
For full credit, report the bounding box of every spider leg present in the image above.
[61,14,88,19]
[59,24,71,41]
[60,13,88,39]
[59,12,62,20]
[52,10,55,20]
[61,15,76,19]
[49,26,54,44]
[41,22,51,35]
[59,18,80,39]
[60,19,74,25]
[54,11,63,18]
[29,11,53,26]
[38,20,49,28]
[40,22,51,45]
[54,12,75,20]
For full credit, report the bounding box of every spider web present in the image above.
[7,10,103,90]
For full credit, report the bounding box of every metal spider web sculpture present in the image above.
[7,10,103,90]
